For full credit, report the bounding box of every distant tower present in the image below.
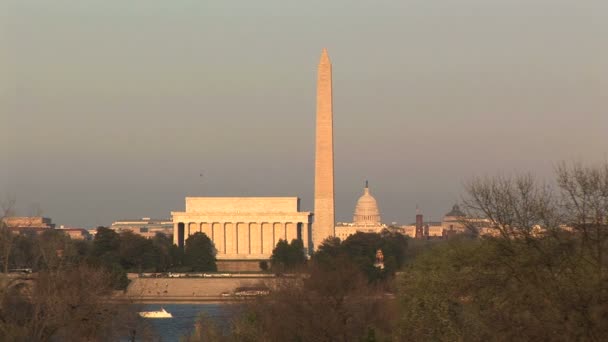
[313,48,335,249]
[415,206,424,239]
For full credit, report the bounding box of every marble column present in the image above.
[201,222,212,240]
[273,222,285,246]
[189,222,198,238]
[286,222,297,243]
[301,222,310,254]
[225,222,236,255]
[237,222,248,254]
[262,222,273,254]
[173,222,179,245]
[213,222,224,254]
[250,222,262,255]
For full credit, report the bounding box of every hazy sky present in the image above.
[2,0,607,228]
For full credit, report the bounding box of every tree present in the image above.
[316,236,342,257]
[0,263,151,341]
[0,227,15,274]
[0,196,17,273]
[397,238,494,341]
[118,231,157,272]
[9,234,36,270]
[340,233,385,281]
[34,229,78,270]
[92,227,120,260]
[270,239,306,272]
[184,232,217,272]
[151,233,175,271]
[397,162,608,341]
[313,232,408,283]
[258,260,269,271]
[378,229,408,270]
[186,255,396,342]
[89,227,130,290]
[168,242,185,271]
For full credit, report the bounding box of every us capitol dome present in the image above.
[336,181,386,240]
[353,180,382,226]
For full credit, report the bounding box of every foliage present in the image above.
[186,256,396,342]
[0,226,15,274]
[0,223,220,289]
[314,230,408,283]
[397,162,608,341]
[36,229,79,270]
[0,264,151,341]
[258,260,269,271]
[269,239,306,272]
[17,227,125,291]
[152,233,180,271]
[0,197,17,274]
[185,232,408,341]
[92,226,120,258]
[118,231,159,272]
[184,232,217,272]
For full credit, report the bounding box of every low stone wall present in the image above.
[126,277,273,303]
[217,260,264,272]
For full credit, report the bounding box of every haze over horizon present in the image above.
[2,0,607,228]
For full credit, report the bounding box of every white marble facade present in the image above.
[172,197,312,259]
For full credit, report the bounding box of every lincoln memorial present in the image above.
[172,197,313,260]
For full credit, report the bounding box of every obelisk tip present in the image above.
[319,48,331,64]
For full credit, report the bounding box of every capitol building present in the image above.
[335,181,387,240]
[335,183,494,241]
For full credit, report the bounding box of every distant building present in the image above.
[441,204,468,233]
[401,204,493,239]
[110,218,173,239]
[56,227,91,240]
[1,216,55,234]
[335,182,387,241]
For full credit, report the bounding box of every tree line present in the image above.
[0,226,218,341]
[0,226,218,290]
[187,162,608,341]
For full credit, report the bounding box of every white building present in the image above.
[171,197,312,260]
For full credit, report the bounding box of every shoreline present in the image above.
[116,296,248,304]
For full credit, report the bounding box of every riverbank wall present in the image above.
[126,277,276,303]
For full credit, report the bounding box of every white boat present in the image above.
[138,307,173,318]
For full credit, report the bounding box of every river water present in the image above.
[139,303,236,341]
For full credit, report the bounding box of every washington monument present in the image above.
[313,48,335,249]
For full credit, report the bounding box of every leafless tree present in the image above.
[454,162,608,340]
[0,195,17,273]
[555,161,608,307]
[462,173,560,239]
